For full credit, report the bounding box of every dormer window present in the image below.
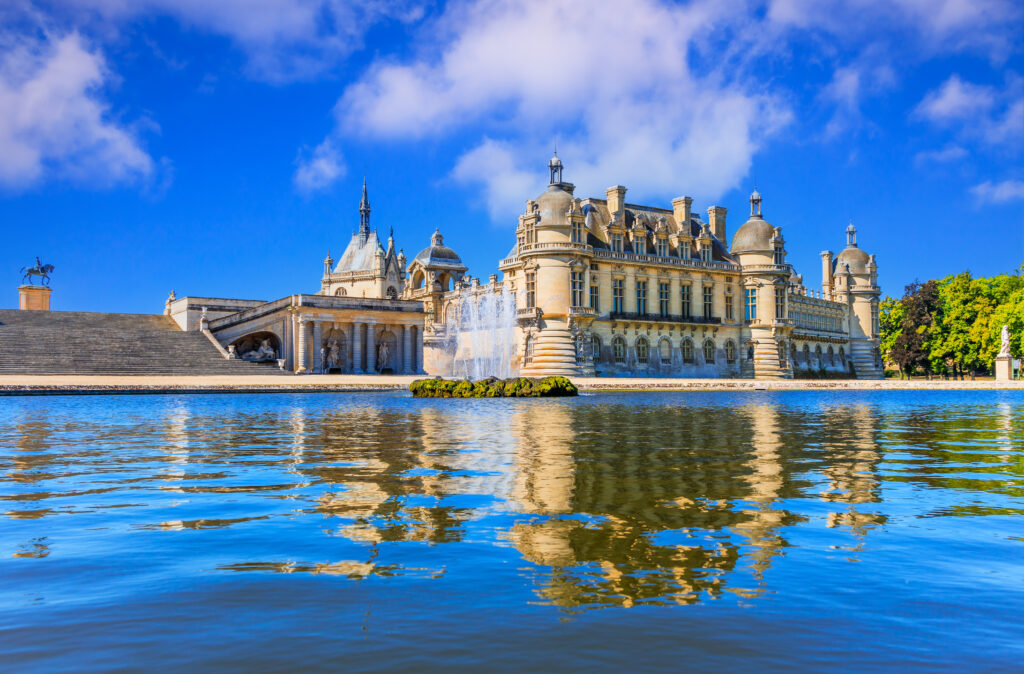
[680,241,690,259]
[773,244,784,265]
[611,233,623,252]
[634,236,645,255]
[700,244,711,262]
[571,220,583,244]
[656,237,668,257]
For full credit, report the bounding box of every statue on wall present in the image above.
[377,341,390,371]
[241,338,277,362]
[20,257,54,286]
[319,344,327,373]
[999,325,1011,357]
[327,339,343,370]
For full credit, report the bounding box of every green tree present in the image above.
[879,295,905,375]
[933,272,979,378]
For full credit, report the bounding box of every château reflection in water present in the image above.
[2,392,1022,610]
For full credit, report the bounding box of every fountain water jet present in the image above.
[446,286,518,380]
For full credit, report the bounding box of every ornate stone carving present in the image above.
[999,325,1011,357]
[241,339,277,362]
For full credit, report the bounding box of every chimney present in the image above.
[820,250,834,299]
[672,196,692,226]
[606,185,626,218]
[707,206,727,243]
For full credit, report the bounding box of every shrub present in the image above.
[409,376,578,398]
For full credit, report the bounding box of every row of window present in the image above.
[791,343,846,368]
[607,234,713,261]
[585,279,727,320]
[792,309,841,333]
[591,335,738,366]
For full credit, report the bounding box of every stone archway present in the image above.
[230,331,281,363]
[375,329,399,373]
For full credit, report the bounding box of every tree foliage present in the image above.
[879,266,1024,377]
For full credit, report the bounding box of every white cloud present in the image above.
[915,75,996,122]
[42,0,429,81]
[0,31,154,191]
[913,145,968,165]
[293,139,346,193]
[971,179,1024,204]
[914,75,1023,147]
[333,0,790,220]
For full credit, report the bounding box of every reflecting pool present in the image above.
[1,391,1022,670]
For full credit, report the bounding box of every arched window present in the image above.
[591,335,602,362]
[613,337,626,364]
[334,287,347,296]
[747,341,755,360]
[725,340,737,364]
[412,271,425,290]
[659,338,672,364]
[839,346,846,366]
[703,339,715,364]
[790,342,798,366]
[815,344,823,368]
[681,338,694,364]
[778,341,788,367]
[524,335,534,364]
[439,273,452,292]
[636,337,649,364]
[827,345,835,365]
[386,286,398,300]
[803,344,811,365]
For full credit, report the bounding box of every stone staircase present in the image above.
[0,310,283,375]
[849,340,884,380]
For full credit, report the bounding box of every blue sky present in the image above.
[1,0,1022,313]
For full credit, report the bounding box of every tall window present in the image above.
[525,221,536,245]
[571,271,584,308]
[658,282,671,316]
[703,286,713,319]
[633,236,645,255]
[773,244,784,265]
[612,279,624,313]
[590,284,600,312]
[524,335,534,363]
[636,337,649,364]
[871,300,879,337]
[656,237,668,257]
[571,220,584,243]
[775,286,786,320]
[725,291,734,321]
[592,335,602,362]
[636,281,648,315]
[680,241,690,259]
[681,285,692,319]
[681,338,694,363]
[703,340,716,363]
[725,340,737,364]
[745,288,757,321]
[611,234,624,252]
[525,272,536,309]
[659,339,671,364]
[613,337,626,364]
[701,244,711,262]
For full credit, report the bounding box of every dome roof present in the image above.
[536,183,574,226]
[411,229,464,269]
[730,216,776,254]
[834,245,870,273]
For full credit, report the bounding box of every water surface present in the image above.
[1,391,1022,670]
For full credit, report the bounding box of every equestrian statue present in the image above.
[20,257,54,286]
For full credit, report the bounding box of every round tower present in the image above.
[730,190,793,379]
[518,153,591,377]
[833,222,882,378]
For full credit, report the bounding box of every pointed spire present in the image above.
[359,177,371,239]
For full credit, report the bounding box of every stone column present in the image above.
[297,318,310,373]
[352,322,363,373]
[312,322,322,373]
[366,323,377,373]
[415,326,423,374]
[283,317,293,371]
[402,325,412,374]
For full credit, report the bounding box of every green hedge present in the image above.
[410,376,578,398]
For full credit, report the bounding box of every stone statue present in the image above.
[328,340,342,370]
[319,345,327,373]
[241,338,277,362]
[999,324,1011,357]
[20,257,54,286]
[377,341,390,371]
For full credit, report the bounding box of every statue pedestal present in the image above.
[995,356,1012,381]
[18,285,51,311]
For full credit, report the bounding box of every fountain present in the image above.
[447,286,518,380]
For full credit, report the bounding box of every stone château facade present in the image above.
[427,154,883,380]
